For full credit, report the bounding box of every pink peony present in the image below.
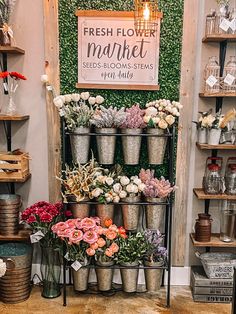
[65,219,77,229]
[83,230,98,244]
[69,230,83,243]
[81,217,96,230]
[86,248,95,256]
[75,219,82,229]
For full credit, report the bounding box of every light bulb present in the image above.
[143,3,150,21]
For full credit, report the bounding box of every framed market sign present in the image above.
[76,10,162,91]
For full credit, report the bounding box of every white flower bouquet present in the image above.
[143,99,182,129]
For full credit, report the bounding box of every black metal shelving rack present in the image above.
[61,121,176,308]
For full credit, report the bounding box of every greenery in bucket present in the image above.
[117,232,147,264]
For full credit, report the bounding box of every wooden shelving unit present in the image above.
[0,229,32,241]
[199,92,236,98]
[190,233,236,248]
[193,188,236,200]
[196,142,236,150]
[0,174,31,183]
[202,34,236,43]
[0,114,29,121]
[0,46,25,54]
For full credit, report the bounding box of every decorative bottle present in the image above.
[204,56,220,94]
[223,56,236,93]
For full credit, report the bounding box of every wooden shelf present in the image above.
[193,188,236,200]
[199,92,236,98]
[0,173,31,183]
[0,46,25,54]
[196,142,236,150]
[0,114,29,121]
[202,34,236,42]
[0,229,32,241]
[190,233,236,247]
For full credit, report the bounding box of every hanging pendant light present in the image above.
[134,0,159,31]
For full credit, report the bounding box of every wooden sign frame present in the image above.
[76,10,162,91]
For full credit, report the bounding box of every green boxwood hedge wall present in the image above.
[59,0,184,178]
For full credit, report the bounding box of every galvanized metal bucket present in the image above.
[147,128,167,165]
[0,242,32,303]
[121,128,142,165]
[95,128,117,165]
[68,197,90,219]
[0,194,21,236]
[121,195,140,231]
[69,127,91,164]
[72,267,90,292]
[144,261,163,292]
[120,261,139,293]
[145,197,165,230]
[96,203,114,227]
[95,260,114,291]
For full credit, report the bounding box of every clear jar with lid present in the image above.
[223,56,236,93]
[202,157,223,194]
[215,4,230,34]
[204,56,220,93]
[229,8,236,34]
[220,200,236,242]
[225,157,236,195]
[205,9,217,35]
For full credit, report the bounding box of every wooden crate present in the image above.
[0,152,30,181]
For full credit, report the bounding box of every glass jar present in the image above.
[225,157,236,195]
[204,56,220,93]
[215,4,230,34]
[205,9,217,35]
[229,8,236,34]
[203,157,223,194]
[220,200,236,242]
[223,56,236,93]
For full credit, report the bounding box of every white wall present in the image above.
[0,0,49,208]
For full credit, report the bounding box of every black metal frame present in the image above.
[61,125,175,308]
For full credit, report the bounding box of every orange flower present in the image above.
[110,242,119,253]
[106,230,117,240]
[86,248,95,256]
[118,226,127,238]
[104,218,113,227]
[90,242,99,250]
[97,237,106,248]
[0,71,9,79]
[105,248,113,258]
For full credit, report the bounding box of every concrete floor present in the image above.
[0,286,232,314]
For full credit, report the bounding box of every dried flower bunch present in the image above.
[139,169,175,198]
[90,105,126,128]
[59,158,102,202]
[143,99,182,129]
[144,229,168,263]
[0,0,16,23]
[53,92,104,131]
[121,103,145,129]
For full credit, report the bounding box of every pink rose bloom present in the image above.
[90,242,99,250]
[86,248,95,256]
[69,230,83,243]
[40,212,52,223]
[52,221,67,233]
[81,217,96,230]
[75,219,82,229]
[110,242,119,253]
[27,215,36,224]
[97,226,104,235]
[97,237,106,248]
[65,219,77,229]
[83,230,98,244]
[59,228,72,238]
[92,216,101,225]
[105,248,113,258]
[105,230,117,241]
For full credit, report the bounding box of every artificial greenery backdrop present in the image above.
[59,0,184,177]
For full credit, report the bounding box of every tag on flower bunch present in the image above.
[71,260,82,272]
[3,83,8,92]
[30,231,45,243]
[206,75,218,88]
[229,18,236,32]
[46,85,53,91]
[64,252,70,261]
[224,74,235,86]
[219,18,230,32]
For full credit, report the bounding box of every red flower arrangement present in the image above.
[9,72,27,80]
[21,201,63,248]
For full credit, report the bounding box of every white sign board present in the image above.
[76,11,162,90]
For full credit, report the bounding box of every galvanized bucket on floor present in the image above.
[72,267,90,292]
[120,261,139,293]
[96,260,114,291]
[0,242,32,303]
[144,261,163,292]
